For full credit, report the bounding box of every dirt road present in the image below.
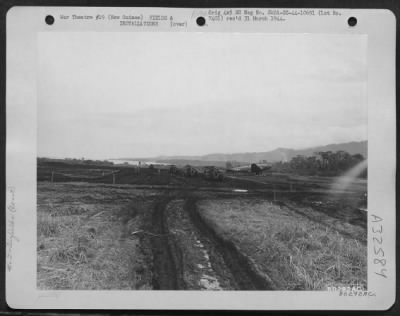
[184,197,276,290]
[142,191,277,290]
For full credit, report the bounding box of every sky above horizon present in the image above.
[38,32,367,159]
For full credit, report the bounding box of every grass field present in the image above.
[197,199,367,290]
[37,183,154,290]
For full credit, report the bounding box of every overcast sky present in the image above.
[38,32,367,159]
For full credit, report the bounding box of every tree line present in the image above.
[272,150,367,178]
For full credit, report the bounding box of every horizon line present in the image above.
[38,139,368,161]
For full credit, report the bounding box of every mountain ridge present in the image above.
[113,141,367,164]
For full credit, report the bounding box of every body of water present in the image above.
[108,159,168,166]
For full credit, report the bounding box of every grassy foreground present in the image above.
[37,183,153,290]
[197,199,367,290]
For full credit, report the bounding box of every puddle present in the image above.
[195,239,222,290]
[199,274,221,290]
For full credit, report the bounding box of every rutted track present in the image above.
[149,195,184,290]
[184,197,277,290]
[144,190,366,290]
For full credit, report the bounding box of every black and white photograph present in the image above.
[36,31,368,291]
[5,6,396,310]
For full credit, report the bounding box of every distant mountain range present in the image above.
[115,141,367,166]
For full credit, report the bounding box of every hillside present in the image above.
[116,141,367,165]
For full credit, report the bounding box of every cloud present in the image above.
[37,32,367,159]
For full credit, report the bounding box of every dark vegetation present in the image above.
[271,151,367,178]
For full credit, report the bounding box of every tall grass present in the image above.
[37,183,148,290]
[198,199,367,290]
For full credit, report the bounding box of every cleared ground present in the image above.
[37,162,367,290]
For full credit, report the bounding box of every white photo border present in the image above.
[6,7,396,310]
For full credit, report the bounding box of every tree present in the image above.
[315,151,337,170]
[285,150,365,177]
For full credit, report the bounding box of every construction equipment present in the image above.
[184,165,200,177]
[203,166,224,181]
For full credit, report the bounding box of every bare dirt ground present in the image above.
[37,163,367,291]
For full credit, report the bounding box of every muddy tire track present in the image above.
[149,195,184,290]
[184,197,277,290]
